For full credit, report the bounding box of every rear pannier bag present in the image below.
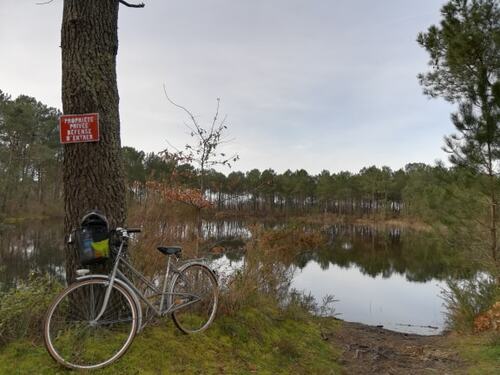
[75,210,110,265]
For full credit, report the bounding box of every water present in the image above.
[292,262,446,335]
[0,219,472,335]
[0,221,65,290]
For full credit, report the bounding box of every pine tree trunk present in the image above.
[61,0,125,282]
[489,173,498,263]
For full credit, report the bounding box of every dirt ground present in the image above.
[327,321,465,375]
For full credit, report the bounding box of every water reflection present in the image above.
[0,221,65,291]
[206,222,472,335]
[292,262,447,335]
[209,222,474,282]
[0,219,472,334]
[0,220,473,287]
[306,224,474,282]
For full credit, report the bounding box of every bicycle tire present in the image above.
[44,278,138,370]
[170,263,218,334]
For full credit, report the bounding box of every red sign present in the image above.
[59,113,100,144]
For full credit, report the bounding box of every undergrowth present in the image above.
[0,225,342,374]
[0,274,61,346]
[442,276,500,332]
[452,332,500,374]
[0,305,341,375]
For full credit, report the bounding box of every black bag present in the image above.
[74,210,110,265]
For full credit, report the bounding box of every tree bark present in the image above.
[488,166,498,263]
[61,0,126,282]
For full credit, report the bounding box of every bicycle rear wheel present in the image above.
[44,279,138,370]
[170,263,218,334]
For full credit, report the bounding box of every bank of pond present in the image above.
[0,218,480,335]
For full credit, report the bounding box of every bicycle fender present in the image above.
[75,274,144,333]
[176,262,219,286]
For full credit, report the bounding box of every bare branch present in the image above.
[210,98,220,133]
[182,121,198,135]
[164,139,181,153]
[163,90,239,191]
[119,0,145,8]
[218,114,228,128]
[163,85,200,128]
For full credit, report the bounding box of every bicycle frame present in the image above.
[78,235,206,331]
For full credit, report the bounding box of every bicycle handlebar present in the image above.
[114,227,142,237]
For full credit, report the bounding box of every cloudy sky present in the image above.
[0,0,455,174]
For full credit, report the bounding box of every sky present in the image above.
[0,0,455,174]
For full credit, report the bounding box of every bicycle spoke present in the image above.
[45,279,136,369]
[171,264,218,334]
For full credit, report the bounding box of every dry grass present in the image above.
[217,224,329,316]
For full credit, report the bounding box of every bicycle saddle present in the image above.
[156,246,182,256]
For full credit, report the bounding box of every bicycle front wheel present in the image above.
[170,263,218,334]
[44,279,138,370]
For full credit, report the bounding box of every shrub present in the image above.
[217,225,337,320]
[0,274,62,345]
[442,276,499,333]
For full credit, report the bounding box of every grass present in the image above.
[0,224,345,374]
[0,275,62,345]
[0,306,341,375]
[451,332,500,374]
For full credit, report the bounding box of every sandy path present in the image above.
[327,321,464,375]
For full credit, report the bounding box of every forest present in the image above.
[0,89,491,223]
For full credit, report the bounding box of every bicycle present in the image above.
[43,227,219,370]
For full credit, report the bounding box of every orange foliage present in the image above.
[145,181,212,209]
[473,302,500,333]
